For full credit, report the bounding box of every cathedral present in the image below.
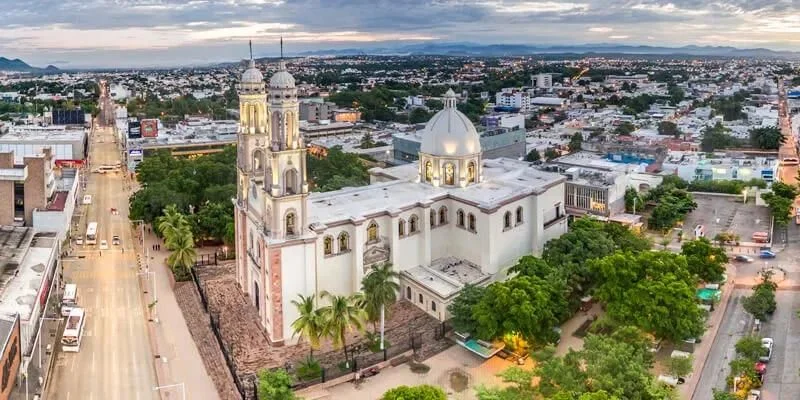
[234,50,569,345]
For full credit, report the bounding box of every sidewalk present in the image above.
[138,227,221,400]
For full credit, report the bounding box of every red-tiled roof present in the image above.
[46,191,68,211]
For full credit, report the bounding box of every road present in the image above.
[45,123,158,400]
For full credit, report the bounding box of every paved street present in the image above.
[45,124,159,400]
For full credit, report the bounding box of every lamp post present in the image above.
[153,383,186,400]
[137,271,158,323]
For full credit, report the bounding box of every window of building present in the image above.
[285,212,296,236]
[468,213,476,232]
[339,232,350,251]
[439,207,447,224]
[516,206,523,224]
[323,236,333,255]
[398,219,406,236]
[424,161,433,182]
[430,211,435,228]
[409,215,419,233]
[504,211,512,229]
[457,210,465,227]
[406,286,411,300]
[467,161,476,183]
[418,293,424,304]
[431,301,437,312]
[367,221,379,242]
[443,163,455,185]
[284,169,298,195]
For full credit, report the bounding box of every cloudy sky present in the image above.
[3,0,800,68]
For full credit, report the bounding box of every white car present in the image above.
[759,338,774,363]
[99,240,109,250]
[748,389,761,400]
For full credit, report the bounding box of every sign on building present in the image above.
[141,119,158,138]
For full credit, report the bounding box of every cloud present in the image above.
[2,0,800,67]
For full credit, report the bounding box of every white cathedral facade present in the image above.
[234,54,569,346]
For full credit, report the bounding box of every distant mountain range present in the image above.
[0,57,59,72]
[296,42,800,59]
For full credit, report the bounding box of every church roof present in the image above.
[270,60,295,88]
[308,158,564,226]
[241,59,264,84]
[420,89,481,157]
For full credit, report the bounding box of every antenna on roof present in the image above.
[249,40,253,60]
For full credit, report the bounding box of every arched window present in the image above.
[367,221,379,242]
[431,301,437,312]
[516,206,523,224]
[439,207,447,224]
[424,161,433,182]
[443,163,455,185]
[457,210,465,227]
[409,215,419,233]
[468,213,476,232]
[285,212,296,236]
[504,211,512,229]
[252,150,264,172]
[323,236,333,255]
[338,232,350,251]
[418,293,424,304]
[430,211,436,227]
[284,169,298,195]
[467,161,476,183]
[398,219,406,236]
[406,286,411,300]
[253,281,260,311]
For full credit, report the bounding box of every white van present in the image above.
[61,284,78,317]
[82,195,92,205]
[74,235,84,245]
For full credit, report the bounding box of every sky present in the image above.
[3,0,800,68]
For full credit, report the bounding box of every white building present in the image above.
[532,73,553,89]
[495,88,531,111]
[234,58,569,345]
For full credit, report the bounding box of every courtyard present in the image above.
[679,193,771,245]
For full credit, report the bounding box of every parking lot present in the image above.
[682,194,772,243]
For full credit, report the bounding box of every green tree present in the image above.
[533,348,588,397]
[668,85,685,105]
[681,238,728,283]
[165,232,197,277]
[581,332,659,399]
[409,107,432,123]
[666,355,694,378]
[734,336,765,362]
[569,132,583,152]
[360,263,400,349]
[657,121,680,137]
[472,275,568,344]
[382,385,446,400]
[701,121,741,152]
[614,122,635,136]
[525,148,541,162]
[426,99,444,111]
[157,204,189,241]
[749,126,785,150]
[475,366,539,400]
[446,284,486,335]
[762,191,794,226]
[624,187,643,213]
[319,291,365,361]
[307,146,369,192]
[194,201,234,243]
[544,147,560,161]
[743,274,777,320]
[256,369,297,400]
[290,294,325,357]
[711,390,738,400]
[360,132,376,149]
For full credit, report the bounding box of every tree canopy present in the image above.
[307,146,370,192]
[657,121,680,137]
[680,238,728,283]
[749,126,785,150]
[446,284,486,336]
[382,385,447,400]
[761,181,798,226]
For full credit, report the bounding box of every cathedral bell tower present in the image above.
[263,39,309,240]
[236,41,270,205]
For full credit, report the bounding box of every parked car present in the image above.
[734,255,754,262]
[747,389,761,400]
[759,338,774,363]
[112,235,120,245]
[99,240,109,250]
[759,250,776,259]
[755,362,767,383]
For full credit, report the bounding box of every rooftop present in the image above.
[0,229,57,321]
[1,126,86,143]
[402,257,490,299]
[312,158,563,225]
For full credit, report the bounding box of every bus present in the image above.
[780,157,799,166]
[92,165,120,174]
[86,222,98,245]
[61,284,78,317]
[61,308,86,352]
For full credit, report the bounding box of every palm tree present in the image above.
[157,204,189,245]
[319,291,365,362]
[360,263,400,350]
[166,232,196,274]
[291,294,324,357]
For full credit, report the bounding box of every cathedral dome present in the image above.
[420,89,481,157]
[241,59,264,83]
[270,60,295,88]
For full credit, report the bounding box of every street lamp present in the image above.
[137,271,158,323]
[153,383,185,400]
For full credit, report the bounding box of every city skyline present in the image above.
[5,0,800,68]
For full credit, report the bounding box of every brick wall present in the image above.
[23,156,46,225]
[0,152,14,225]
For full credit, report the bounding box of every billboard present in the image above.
[141,119,158,138]
[52,109,85,125]
[128,120,141,139]
[129,149,143,158]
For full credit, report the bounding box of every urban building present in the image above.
[0,126,87,166]
[532,73,553,89]
[332,109,361,123]
[495,88,530,111]
[299,100,337,122]
[481,113,525,130]
[299,121,354,138]
[662,152,778,183]
[392,125,526,164]
[605,74,650,85]
[0,313,20,400]
[233,59,568,345]
[531,97,569,108]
